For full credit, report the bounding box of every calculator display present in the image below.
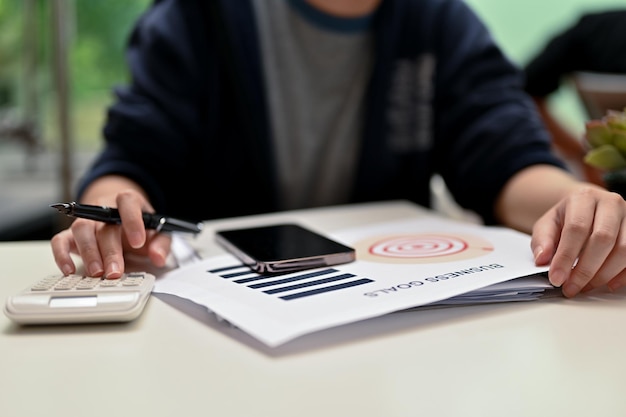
[49,296,97,308]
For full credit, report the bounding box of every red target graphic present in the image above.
[369,235,468,258]
[354,233,494,264]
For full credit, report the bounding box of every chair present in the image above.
[573,71,626,119]
[535,72,626,186]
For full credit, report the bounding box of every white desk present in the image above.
[1,200,625,417]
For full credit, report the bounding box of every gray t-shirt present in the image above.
[252,0,375,209]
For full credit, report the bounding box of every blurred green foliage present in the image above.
[0,0,151,149]
[71,0,151,97]
[0,0,23,106]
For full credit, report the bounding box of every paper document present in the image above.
[154,218,554,347]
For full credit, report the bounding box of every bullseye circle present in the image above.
[369,235,467,258]
[353,233,494,264]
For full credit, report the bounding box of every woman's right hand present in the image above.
[50,176,172,279]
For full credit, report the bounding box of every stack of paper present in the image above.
[154,218,556,347]
[422,273,558,306]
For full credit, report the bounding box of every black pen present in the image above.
[50,202,204,234]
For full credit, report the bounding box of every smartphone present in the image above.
[215,223,355,273]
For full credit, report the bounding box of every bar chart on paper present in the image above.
[209,264,374,301]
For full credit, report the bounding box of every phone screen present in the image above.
[215,223,355,273]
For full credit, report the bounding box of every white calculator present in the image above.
[3,272,155,324]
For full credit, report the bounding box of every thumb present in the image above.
[530,217,558,267]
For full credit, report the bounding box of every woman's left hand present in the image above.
[531,187,626,297]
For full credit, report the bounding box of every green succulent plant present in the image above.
[583,108,626,171]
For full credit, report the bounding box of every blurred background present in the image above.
[0,0,623,241]
[0,0,148,240]
[468,0,626,137]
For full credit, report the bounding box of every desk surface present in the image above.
[1,201,625,417]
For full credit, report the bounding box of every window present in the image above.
[0,0,150,240]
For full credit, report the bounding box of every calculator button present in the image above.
[98,279,121,287]
[75,277,102,289]
[31,276,61,291]
[122,277,143,286]
[32,282,56,291]
[54,275,82,290]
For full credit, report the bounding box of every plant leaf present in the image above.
[584,144,626,170]
[612,130,626,155]
[605,111,626,131]
[585,120,613,147]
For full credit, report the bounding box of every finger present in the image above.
[576,199,626,293]
[116,191,153,249]
[548,193,596,291]
[582,223,626,292]
[50,229,78,276]
[96,224,126,279]
[146,232,172,268]
[608,268,626,292]
[71,218,105,277]
[530,209,561,267]
[563,197,623,297]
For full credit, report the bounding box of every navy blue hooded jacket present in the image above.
[80,0,565,223]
